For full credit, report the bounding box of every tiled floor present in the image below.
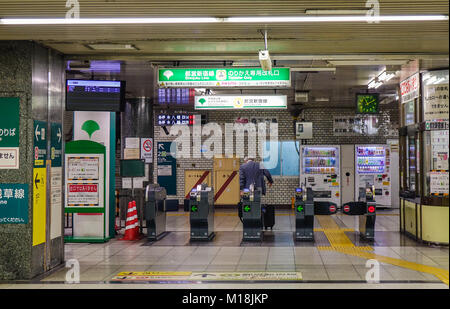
[5,209,449,289]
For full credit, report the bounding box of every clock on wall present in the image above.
[356,93,379,114]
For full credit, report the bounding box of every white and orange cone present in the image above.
[119,201,140,241]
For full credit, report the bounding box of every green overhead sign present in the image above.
[158,68,291,87]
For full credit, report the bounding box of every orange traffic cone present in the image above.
[132,200,140,235]
[119,201,140,241]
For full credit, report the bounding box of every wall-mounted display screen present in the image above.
[155,113,204,126]
[356,93,379,114]
[158,88,195,105]
[66,79,125,111]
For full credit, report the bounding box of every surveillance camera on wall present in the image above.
[259,50,272,71]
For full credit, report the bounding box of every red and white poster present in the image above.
[400,73,420,103]
[67,183,99,206]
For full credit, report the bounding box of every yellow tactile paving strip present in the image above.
[316,215,449,286]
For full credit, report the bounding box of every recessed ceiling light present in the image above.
[86,43,138,50]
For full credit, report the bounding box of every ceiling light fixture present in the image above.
[305,9,370,15]
[0,15,447,25]
[368,69,397,89]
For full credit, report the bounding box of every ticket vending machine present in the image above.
[355,145,392,207]
[299,145,341,206]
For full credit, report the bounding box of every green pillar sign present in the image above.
[33,120,47,168]
[50,122,62,167]
[0,184,29,224]
[0,97,20,169]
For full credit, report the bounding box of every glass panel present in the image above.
[403,100,415,125]
[263,141,281,176]
[408,136,416,191]
[281,141,300,176]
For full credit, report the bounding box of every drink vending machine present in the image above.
[355,145,392,207]
[299,145,341,206]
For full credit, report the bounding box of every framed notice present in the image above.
[64,141,106,214]
[65,154,104,209]
[67,157,100,180]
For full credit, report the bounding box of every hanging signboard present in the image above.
[195,95,287,109]
[0,183,28,224]
[158,68,291,88]
[400,73,420,103]
[0,98,20,169]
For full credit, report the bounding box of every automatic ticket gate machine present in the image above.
[241,186,263,241]
[189,184,215,241]
[144,184,167,241]
[341,184,377,240]
[358,185,377,240]
[294,187,315,241]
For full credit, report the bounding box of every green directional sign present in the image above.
[50,122,62,167]
[243,205,251,212]
[158,68,291,88]
[191,205,198,212]
[297,205,304,213]
[33,120,47,168]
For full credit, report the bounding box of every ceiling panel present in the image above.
[0,0,448,57]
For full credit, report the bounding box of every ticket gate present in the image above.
[144,184,167,241]
[358,185,377,240]
[294,187,315,241]
[342,185,377,240]
[241,186,263,241]
[189,184,215,241]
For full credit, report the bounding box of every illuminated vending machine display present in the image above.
[355,145,392,207]
[300,145,341,206]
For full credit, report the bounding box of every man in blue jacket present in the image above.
[239,157,274,195]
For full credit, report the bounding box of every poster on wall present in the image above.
[423,83,449,121]
[431,130,449,170]
[429,172,449,194]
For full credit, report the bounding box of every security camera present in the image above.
[259,50,272,71]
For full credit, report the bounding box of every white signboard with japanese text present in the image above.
[195,95,287,109]
[429,172,449,195]
[400,73,420,103]
[423,83,449,121]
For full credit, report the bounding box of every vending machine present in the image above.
[299,145,341,206]
[355,145,392,207]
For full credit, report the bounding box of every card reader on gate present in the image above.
[189,184,215,241]
[294,187,314,241]
[241,185,263,241]
[144,184,167,241]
